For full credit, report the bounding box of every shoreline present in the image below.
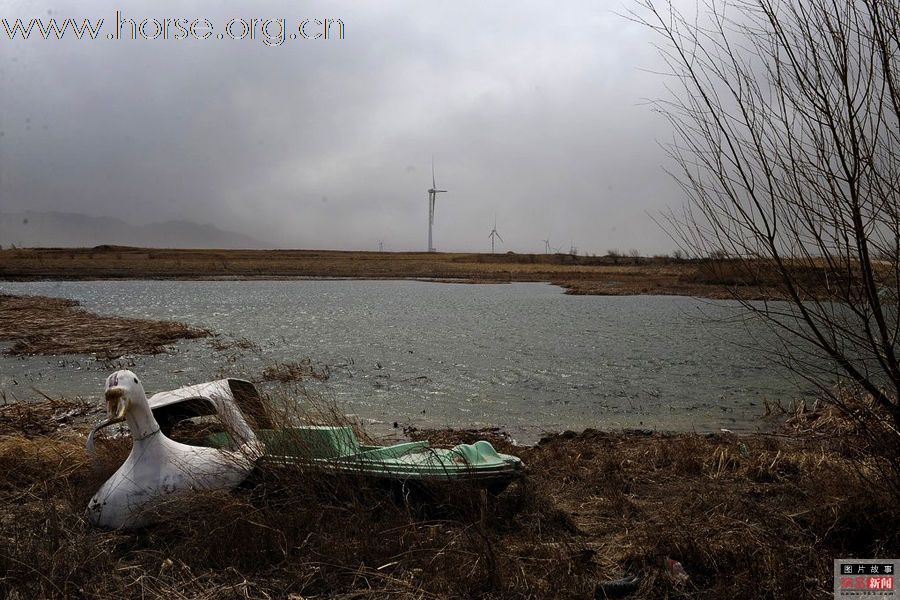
[0,284,895,597]
[0,246,792,300]
[0,288,779,441]
[0,396,895,599]
[0,273,766,300]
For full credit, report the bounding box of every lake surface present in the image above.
[0,280,803,442]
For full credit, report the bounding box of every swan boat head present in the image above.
[101,370,158,439]
[86,370,259,529]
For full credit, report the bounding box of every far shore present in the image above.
[0,246,791,300]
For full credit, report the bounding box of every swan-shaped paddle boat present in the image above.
[86,370,262,529]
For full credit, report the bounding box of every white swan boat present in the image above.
[87,373,524,529]
[147,377,525,491]
[86,370,262,529]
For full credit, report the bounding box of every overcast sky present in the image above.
[0,0,694,254]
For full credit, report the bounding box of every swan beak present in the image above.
[105,387,129,421]
[86,388,129,454]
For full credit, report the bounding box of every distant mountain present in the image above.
[0,211,268,249]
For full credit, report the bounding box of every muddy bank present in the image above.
[0,293,209,356]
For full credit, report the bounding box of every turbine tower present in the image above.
[489,216,503,253]
[427,158,447,252]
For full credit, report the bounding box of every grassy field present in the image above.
[0,246,789,299]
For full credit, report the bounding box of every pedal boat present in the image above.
[148,378,525,491]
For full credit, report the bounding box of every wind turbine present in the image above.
[543,238,551,254]
[489,216,503,253]
[427,158,447,252]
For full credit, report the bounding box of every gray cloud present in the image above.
[0,0,693,254]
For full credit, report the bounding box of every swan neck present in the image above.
[124,393,160,441]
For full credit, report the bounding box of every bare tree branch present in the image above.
[632,0,900,427]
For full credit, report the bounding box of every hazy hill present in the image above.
[0,211,267,249]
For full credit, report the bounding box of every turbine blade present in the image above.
[497,233,504,243]
[432,156,436,189]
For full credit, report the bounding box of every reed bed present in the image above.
[0,392,896,599]
[0,293,209,356]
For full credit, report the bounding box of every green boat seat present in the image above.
[205,427,522,487]
[208,425,361,459]
[206,431,234,449]
[450,440,505,466]
[352,441,430,461]
[265,426,360,459]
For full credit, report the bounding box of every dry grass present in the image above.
[0,246,795,299]
[0,395,589,599]
[256,360,330,383]
[0,293,209,356]
[0,395,101,435]
[0,393,896,599]
[767,389,900,504]
[522,429,898,598]
[207,336,260,352]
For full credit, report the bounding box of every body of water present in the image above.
[0,280,802,442]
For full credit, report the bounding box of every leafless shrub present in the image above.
[635,0,900,499]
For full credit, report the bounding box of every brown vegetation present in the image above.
[0,246,800,300]
[257,360,330,383]
[0,293,209,356]
[0,397,896,599]
[0,394,100,435]
[208,335,260,352]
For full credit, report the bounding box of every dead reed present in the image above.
[0,393,896,599]
[257,360,330,383]
[208,335,260,352]
[0,293,209,356]
[0,395,100,436]
[0,246,812,300]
